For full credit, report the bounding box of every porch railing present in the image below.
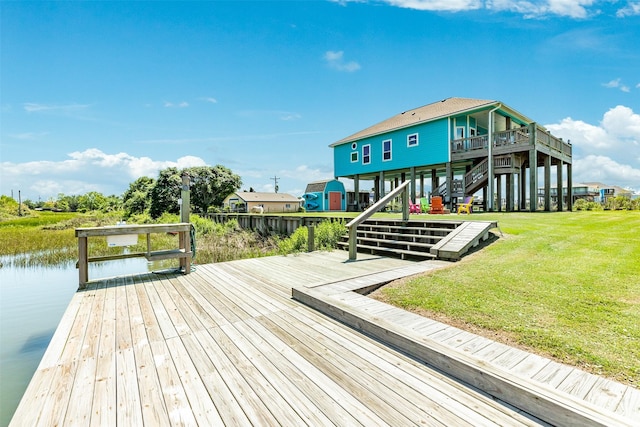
[535,125,572,157]
[451,135,488,153]
[345,180,410,261]
[451,125,571,157]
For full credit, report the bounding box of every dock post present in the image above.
[78,236,88,289]
[307,224,315,252]
[180,172,191,272]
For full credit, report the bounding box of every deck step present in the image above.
[344,219,497,262]
[337,241,436,260]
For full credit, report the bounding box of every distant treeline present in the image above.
[3,165,242,220]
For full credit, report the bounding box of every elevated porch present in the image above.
[451,123,572,163]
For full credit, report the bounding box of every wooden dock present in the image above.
[11,251,638,426]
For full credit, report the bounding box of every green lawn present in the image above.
[372,211,640,387]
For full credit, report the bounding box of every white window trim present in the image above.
[382,139,392,162]
[407,133,418,147]
[351,151,359,163]
[362,144,371,165]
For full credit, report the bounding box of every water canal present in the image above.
[0,258,159,426]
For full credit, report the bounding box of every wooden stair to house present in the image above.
[338,219,460,260]
[338,218,498,261]
[464,154,526,196]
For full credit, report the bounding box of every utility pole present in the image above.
[272,175,279,193]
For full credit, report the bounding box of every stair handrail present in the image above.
[433,181,447,197]
[464,158,489,191]
[346,180,410,260]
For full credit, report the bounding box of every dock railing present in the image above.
[75,223,192,288]
[345,180,410,260]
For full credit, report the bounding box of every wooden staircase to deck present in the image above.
[338,218,497,261]
[463,154,525,196]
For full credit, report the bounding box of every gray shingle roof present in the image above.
[331,97,497,146]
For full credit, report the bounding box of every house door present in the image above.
[329,192,342,210]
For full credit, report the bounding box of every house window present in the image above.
[382,139,392,161]
[362,144,371,165]
[407,133,418,147]
[351,151,358,163]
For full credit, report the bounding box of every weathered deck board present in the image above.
[11,251,637,426]
[293,268,638,427]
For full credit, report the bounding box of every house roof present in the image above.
[331,97,506,146]
[231,192,300,203]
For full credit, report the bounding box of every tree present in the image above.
[147,165,242,218]
[56,193,80,212]
[188,165,242,213]
[77,191,109,212]
[123,176,155,216]
[149,167,182,218]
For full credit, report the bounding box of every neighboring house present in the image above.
[223,192,301,213]
[301,179,346,212]
[539,182,634,205]
[331,97,572,212]
[582,182,634,201]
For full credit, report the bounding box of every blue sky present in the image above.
[1,0,639,202]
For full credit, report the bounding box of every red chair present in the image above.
[429,196,446,214]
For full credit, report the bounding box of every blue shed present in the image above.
[302,179,346,212]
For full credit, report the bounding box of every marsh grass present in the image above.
[0,212,281,267]
[371,211,640,386]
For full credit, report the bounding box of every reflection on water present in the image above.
[19,330,56,354]
[0,258,159,426]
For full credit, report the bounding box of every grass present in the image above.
[371,210,640,386]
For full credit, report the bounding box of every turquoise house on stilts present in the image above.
[330,97,573,212]
[302,179,346,212]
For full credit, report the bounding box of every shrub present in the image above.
[314,219,347,250]
[573,199,588,211]
[278,226,308,254]
[277,220,347,254]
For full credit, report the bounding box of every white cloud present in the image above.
[163,101,189,108]
[385,0,482,11]
[616,1,640,17]
[324,50,361,72]
[202,97,218,104]
[0,149,206,199]
[573,155,640,189]
[487,0,595,18]
[335,0,639,19]
[337,0,631,18]
[545,117,610,149]
[280,165,333,182]
[603,78,630,92]
[23,102,91,113]
[545,105,640,192]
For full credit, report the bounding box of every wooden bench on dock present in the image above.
[75,223,192,288]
